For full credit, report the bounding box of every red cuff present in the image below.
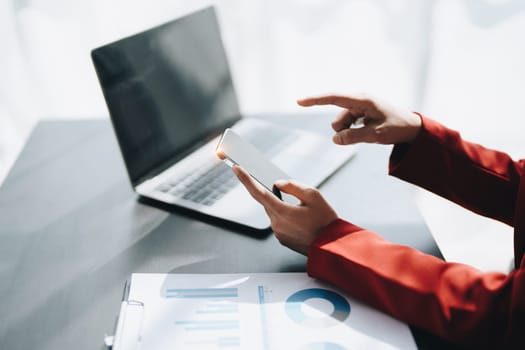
[389,114,449,176]
[309,219,363,247]
[307,219,363,275]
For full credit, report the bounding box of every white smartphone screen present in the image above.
[216,129,290,199]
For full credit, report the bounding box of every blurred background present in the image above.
[1,0,524,271]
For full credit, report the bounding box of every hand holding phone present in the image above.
[216,129,290,199]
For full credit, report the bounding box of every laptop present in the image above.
[91,6,355,230]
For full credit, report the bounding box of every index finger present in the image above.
[232,165,285,211]
[297,94,365,109]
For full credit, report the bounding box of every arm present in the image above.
[389,115,524,226]
[233,164,525,348]
[231,93,525,347]
[298,94,524,225]
[307,220,525,348]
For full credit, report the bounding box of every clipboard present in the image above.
[103,273,417,349]
[104,281,144,350]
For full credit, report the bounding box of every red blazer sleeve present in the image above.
[307,219,525,348]
[307,116,525,348]
[389,114,524,226]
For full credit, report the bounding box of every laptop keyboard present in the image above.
[156,161,237,206]
[155,126,296,206]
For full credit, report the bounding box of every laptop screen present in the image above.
[92,6,241,185]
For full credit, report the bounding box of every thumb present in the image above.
[274,180,316,203]
[333,126,375,145]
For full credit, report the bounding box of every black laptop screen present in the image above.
[91,7,241,185]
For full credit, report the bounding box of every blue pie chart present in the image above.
[285,288,350,328]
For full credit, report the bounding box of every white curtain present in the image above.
[0,0,431,183]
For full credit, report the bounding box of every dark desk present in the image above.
[0,115,456,349]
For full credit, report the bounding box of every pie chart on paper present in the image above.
[284,288,351,328]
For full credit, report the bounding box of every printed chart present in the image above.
[124,273,417,349]
[285,288,351,327]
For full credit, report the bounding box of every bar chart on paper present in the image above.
[123,273,417,350]
[166,287,243,348]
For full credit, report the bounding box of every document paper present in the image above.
[122,273,417,349]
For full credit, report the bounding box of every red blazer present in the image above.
[307,116,525,349]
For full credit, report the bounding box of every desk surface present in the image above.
[0,115,456,349]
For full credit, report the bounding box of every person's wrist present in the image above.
[404,111,422,143]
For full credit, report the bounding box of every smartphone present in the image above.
[216,129,290,200]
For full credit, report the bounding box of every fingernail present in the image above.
[274,180,287,187]
[333,134,342,144]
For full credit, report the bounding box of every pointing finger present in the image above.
[297,94,367,109]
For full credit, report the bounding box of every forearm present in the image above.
[389,115,523,226]
[307,219,525,348]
